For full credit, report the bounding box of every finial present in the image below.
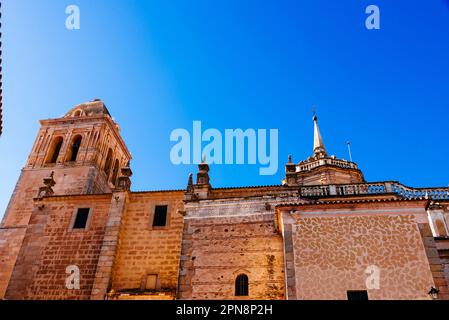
[202,154,207,164]
[288,155,293,163]
[312,105,317,121]
[346,141,353,162]
[197,157,211,187]
[187,173,194,193]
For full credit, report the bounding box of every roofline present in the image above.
[211,185,284,191]
[275,198,430,208]
[207,180,448,192]
[131,189,185,194]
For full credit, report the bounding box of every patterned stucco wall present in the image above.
[287,213,435,300]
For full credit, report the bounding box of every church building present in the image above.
[0,100,448,300]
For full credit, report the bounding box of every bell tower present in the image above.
[0,99,131,299]
[1,99,132,227]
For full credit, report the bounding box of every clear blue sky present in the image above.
[1,0,449,219]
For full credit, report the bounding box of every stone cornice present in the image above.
[33,193,113,202]
[276,197,429,210]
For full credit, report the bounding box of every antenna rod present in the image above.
[347,141,353,162]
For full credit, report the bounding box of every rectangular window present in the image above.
[145,275,158,291]
[153,205,168,227]
[73,208,90,229]
[347,291,369,301]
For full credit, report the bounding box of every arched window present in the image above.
[235,274,249,297]
[46,137,64,164]
[73,110,82,117]
[110,159,120,186]
[66,135,82,162]
[103,148,113,177]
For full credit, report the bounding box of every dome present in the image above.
[65,99,111,118]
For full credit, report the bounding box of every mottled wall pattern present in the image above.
[289,214,435,300]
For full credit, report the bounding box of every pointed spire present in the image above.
[313,113,327,158]
[187,173,194,193]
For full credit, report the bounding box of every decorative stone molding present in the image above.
[37,172,56,198]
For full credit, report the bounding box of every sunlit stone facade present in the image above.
[1,101,448,300]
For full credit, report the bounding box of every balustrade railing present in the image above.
[390,182,449,200]
[297,158,358,172]
[300,181,449,200]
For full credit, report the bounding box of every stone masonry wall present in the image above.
[0,227,27,298]
[0,167,111,299]
[435,238,449,292]
[5,195,112,300]
[90,191,129,300]
[111,191,185,295]
[2,167,110,228]
[0,167,112,299]
[421,231,449,300]
[179,199,285,300]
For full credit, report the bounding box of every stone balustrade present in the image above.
[300,181,449,200]
[297,157,358,172]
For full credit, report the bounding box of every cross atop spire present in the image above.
[313,111,328,158]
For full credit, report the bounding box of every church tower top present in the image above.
[313,114,328,159]
[64,99,111,118]
[283,111,365,186]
